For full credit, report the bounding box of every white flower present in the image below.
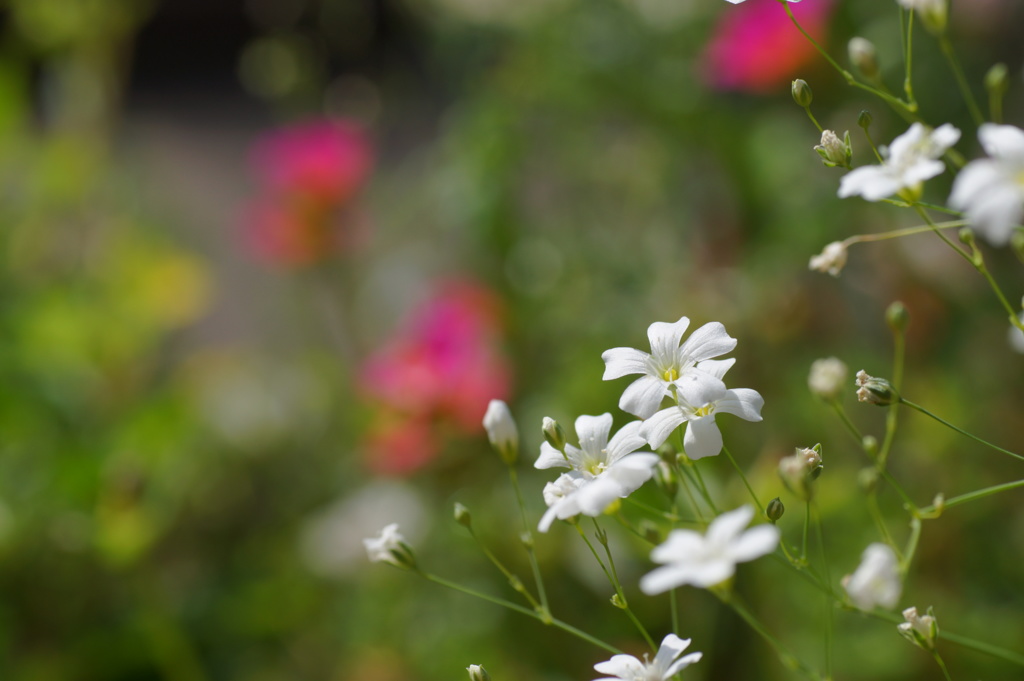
[838,123,960,201]
[483,399,519,464]
[1010,313,1024,354]
[815,130,851,169]
[949,124,1024,246]
[639,505,780,593]
[896,0,947,33]
[898,606,938,650]
[592,633,702,681]
[808,357,848,400]
[842,542,902,610]
[363,523,409,566]
[535,414,659,533]
[808,241,848,276]
[639,371,764,460]
[723,0,800,3]
[467,664,492,681]
[602,317,738,419]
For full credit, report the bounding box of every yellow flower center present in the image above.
[694,404,714,417]
[662,367,679,382]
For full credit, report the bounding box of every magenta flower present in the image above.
[359,280,512,474]
[251,119,373,204]
[702,0,833,94]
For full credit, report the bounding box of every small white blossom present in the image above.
[808,241,848,276]
[815,130,852,169]
[949,124,1024,246]
[483,399,519,464]
[808,357,848,400]
[363,523,409,566]
[838,123,960,201]
[467,664,492,681]
[602,317,738,419]
[723,0,800,3]
[535,414,659,532]
[639,371,763,460]
[640,505,780,593]
[592,634,702,681]
[898,606,938,650]
[842,543,902,610]
[896,0,947,33]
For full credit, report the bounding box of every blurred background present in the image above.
[0,0,1022,679]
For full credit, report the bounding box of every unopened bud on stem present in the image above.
[483,400,519,465]
[467,664,492,681]
[792,79,813,108]
[848,37,879,80]
[542,417,567,452]
[855,370,898,406]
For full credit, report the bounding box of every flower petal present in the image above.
[705,505,755,546]
[664,652,703,678]
[677,321,736,363]
[605,420,647,464]
[534,442,571,470]
[694,357,735,381]
[647,317,690,361]
[727,524,781,562]
[639,406,689,449]
[683,414,723,460]
[574,413,613,454]
[715,388,764,422]
[652,634,691,672]
[602,347,652,380]
[593,654,645,679]
[618,375,670,419]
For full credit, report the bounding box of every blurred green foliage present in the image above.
[0,0,1021,679]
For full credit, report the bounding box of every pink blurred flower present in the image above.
[241,119,373,268]
[251,119,373,204]
[702,0,833,94]
[359,279,513,474]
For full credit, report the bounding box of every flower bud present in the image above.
[855,370,898,406]
[848,37,879,80]
[985,62,1009,97]
[778,446,824,500]
[857,110,873,130]
[808,241,848,277]
[858,466,879,493]
[363,524,417,570]
[814,130,853,169]
[467,664,492,681]
[897,606,938,650]
[766,497,786,524]
[791,79,813,108]
[808,357,849,401]
[655,460,678,500]
[542,416,567,452]
[454,502,472,528]
[862,435,879,458]
[911,0,947,35]
[958,226,976,246]
[483,400,519,465]
[886,301,909,333]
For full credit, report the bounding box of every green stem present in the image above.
[931,649,954,681]
[812,505,833,680]
[917,478,1024,515]
[670,588,679,636]
[592,519,657,651]
[420,572,621,654]
[939,35,984,126]
[901,7,918,107]
[780,1,917,122]
[689,462,720,515]
[830,401,864,445]
[508,467,550,617]
[467,526,541,611]
[901,517,922,573]
[722,445,765,516]
[900,398,1024,463]
[725,594,825,681]
[801,501,811,563]
[842,220,967,248]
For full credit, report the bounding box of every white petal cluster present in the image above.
[483,399,519,463]
[602,316,738,419]
[639,371,764,460]
[838,123,960,201]
[808,241,848,277]
[535,414,659,532]
[640,505,780,593]
[592,634,702,681]
[363,523,407,565]
[949,124,1024,246]
[842,542,902,610]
